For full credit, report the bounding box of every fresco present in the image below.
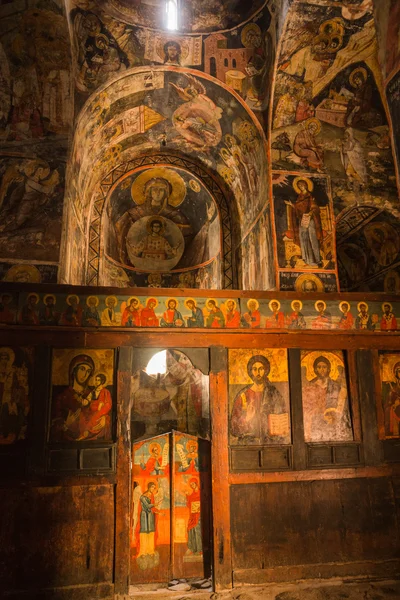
[6,288,400,331]
[386,70,400,189]
[104,0,266,33]
[131,434,171,581]
[131,349,210,441]
[229,349,291,446]
[0,0,72,283]
[67,1,274,119]
[0,346,33,445]
[271,1,399,291]
[49,349,114,442]
[337,206,400,292]
[272,172,337,286]
[240,206,275,290]
[64,67,271,288]
[379,353,400,438]
[0,262,58,284]
[105,166,222,288]
[301,350,353,443]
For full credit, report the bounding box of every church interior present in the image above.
[1,0,400,598]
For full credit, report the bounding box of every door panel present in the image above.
[172,432,212,580]
[130,431,211,584]
[131,434,171,583]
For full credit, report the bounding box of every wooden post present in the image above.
[114,346,133,595]
[210,346,232,591]
[356,350,382,465]
[288,349,307,471]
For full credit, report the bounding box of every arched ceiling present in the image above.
[102,0,267,33]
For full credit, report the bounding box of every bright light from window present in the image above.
[166,0,178,31]
[146,350,167,375]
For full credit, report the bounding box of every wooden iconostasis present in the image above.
[0,326,400,597]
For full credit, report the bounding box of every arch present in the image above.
[60,65,273,290]
[86,155,237,289]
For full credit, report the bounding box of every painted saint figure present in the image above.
[312,301,332,330]
[186,478,202,556]
[287,300,306,329]
[205,300,225,328]
[0,347,29,444]
[141,298,159,327]
[231,354,290,445]
[160,299,184,328]
[137,482,161,565]
[130,218,181,262]
[285,178,323,268]
[242,299,261,328]
[265,300,285,328]
[121,297,141,327]
[337,302,354,330]
[302,355,353,442]
[185,299,204,328]
[381,303,397,331]
[225,300,241,328]
[355,302,376,330]
[382,361,400,437]
[293,119,324,172]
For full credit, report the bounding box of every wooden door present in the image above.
[172,432,212,580]
[131,434,171,583]
[130,432,212,584]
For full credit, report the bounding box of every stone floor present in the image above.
[127,579,400,600]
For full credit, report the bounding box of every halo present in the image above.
[86,295,99,307]
[156,37,190,62]
[384,270,400,293]
[247,298,259,310]
[291,299,303,311]
[382,302,393,312]
[146,297,158,308]
[379,353,400,383]
[105,295,118,305]
[224,133,237,148]
[293,176,314,193]
[306,118,321,135]
[314,299,327,312]
[184,297,197,308]
[27,293,39,303]
[95,34,109,48]
[127,296,140,307]
[319,17,345,37]
[339,301,351,313]
[241,22,261,47]
[269,299,281,311]
[225,299,237,310]
[186,439,198,452]
[295,273,324,293]
[4,264,41,283]
[357,301,369,312]
[165,297,179,308]
[66,294,80,306]
[301,350,344,382]
[131,168,186,207]
[206,297,218,308]
[349,67,367,88]
[44,294,56,305]
[189,179,201,193]
[149,442,162,455]
[146,215,166,234]
[0,347,15,365]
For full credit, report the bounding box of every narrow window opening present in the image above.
[166,0,178,31]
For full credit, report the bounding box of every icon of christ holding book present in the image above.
[230,354,290,445]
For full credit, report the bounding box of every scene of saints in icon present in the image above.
[273,173,335,271]
[300,351,353,443]
[228,349,291,446]
[107,166,221,283]
[379,354,400,439]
